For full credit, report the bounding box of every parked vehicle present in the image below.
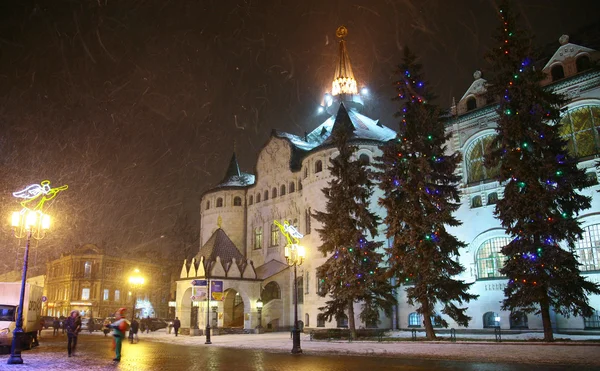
[0,283,43,351]
[41,316,54,329]
[147,318,167,331]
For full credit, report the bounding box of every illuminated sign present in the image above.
[13,180,68,211]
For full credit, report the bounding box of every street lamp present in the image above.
[205,279,212,345]
[128,269,145,322]
[256,298,263,332]
[8,210,50,365]
[284,243,305,354]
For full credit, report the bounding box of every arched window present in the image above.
[574,224,600,271]
[551,64,565,81]
[305,313,310,327]
[233,196,242,206]
[487,192,498,205]
[466,135,501,183]
[559,105,600,158]
[280,184,286,196]
[483,312,500,328]
[359,154,370,165]
[584,310,600,329]
[315,160,323,173]
[576,55,591,73]
[84,261,92,279]
[317,313,326,327]
[264,190,269,201]
[272,187,277,198]
[205,201,210,210]
[262,281,281,304]
[476,237,510,279]
[216,197,224,207]
[304,167,308,179]
[336,313,348,328]
[408,312,421,327]
[289,181,296,193]
[256,193,261,203]
[253,227,263,250]
[296,276,304,304]
[510,311,528,329]
[472,195,482,208]
[248,195,254,205]
[270,223,280,247]
[466,97,477,111]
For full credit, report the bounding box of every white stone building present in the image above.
[176,29,600,333]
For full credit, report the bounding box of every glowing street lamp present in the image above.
[7,210,50,365]
[285,243,305,354]
[256,298,263,331]
[128,269,145,322]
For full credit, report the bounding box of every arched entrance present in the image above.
[179,287,192,328]
[222,289,244,328]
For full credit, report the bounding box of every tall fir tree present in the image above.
[313,105,396,339]
[375,48,477,340]
[485,0,600,342]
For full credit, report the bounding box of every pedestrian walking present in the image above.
[53,317,60,336]
[129,319,139,343]
[103,318,111,337]
[65,310,81,357]
[106,308,130,362]
[173,317,181,337]
[145,316,150,333]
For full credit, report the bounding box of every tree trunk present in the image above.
[421,300,437,340]
[540,294,554,342]
[348,301,357,340]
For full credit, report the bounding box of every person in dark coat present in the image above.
[65,310,81,357]
[53,317,60,336]
[129,319,139,343]
[173,317,181,337]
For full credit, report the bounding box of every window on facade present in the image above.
[304,166,308,179]
[483,312,500,328]
[305,313,310,327]
[358,154,370,165]
[315,160,323,173]
[296,277,304,304]
[81,288,90,301]
[466,135,501,183]
[249,195,253,205]
[305,208,311,235]
[476,237,510,279]
[586,172,598,185]
[576,55,591,73]
[256,193,261,203]
[317,277,325,296]
[206,201,210,210]
[262,281,281,304]
[233,196,242,206]
[264,190,269,201]
[293,218,298,229]
[289,182,295,193]
[305,271,310,295]
[487,192,498,205]
[84,261,92,278]
[408,312,421,327]
[551,64,565,81]
[115,290,120,302]
[574,224,600,271]
[272,187,277,198]
[510,311,528,329]
[103,289,109,301]
[254,227,263,250]
[280,184,286,196]
[317,314,326,327]
[559,105,600,159]
[270,224,280,247]
[471,195,482,208]
[466,97,477,111]
[584,310,600,329]
[336,313,348,328]
[216,197,224,207]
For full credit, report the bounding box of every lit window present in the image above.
[408,312,421,327]
[466,135,500,184]
[84,261,91,278]
[483,311,500,328]
[254,227,263,250]
[115,290,120,302]
[559,105,600,159]
[270,223,279,247]
[103,289,109,301]
[476,237,510,279]
[81,288,90,301]
[584,310,600,329]
[574,224,600,271]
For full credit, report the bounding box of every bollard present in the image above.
[494,327,502,342]
[411,328,417,341]
[450,328,456,343]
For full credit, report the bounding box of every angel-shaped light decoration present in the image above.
[12,180,68,211]
[274,220,304,246]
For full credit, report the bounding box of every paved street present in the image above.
[1,330,600,370]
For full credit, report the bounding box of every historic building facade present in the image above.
[45,244,172,319]
[176,29,600,333]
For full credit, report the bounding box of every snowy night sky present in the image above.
[0,0,598,270]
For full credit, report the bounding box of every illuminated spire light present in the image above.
[331,26,358,96]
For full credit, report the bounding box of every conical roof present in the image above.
[195,228,245,268]
[215,152,255,188]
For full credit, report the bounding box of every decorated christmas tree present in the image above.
[485,0,600,342]
[313,105,395,339]
[375,48,477,340]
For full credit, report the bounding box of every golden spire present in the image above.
[332,26,357,96]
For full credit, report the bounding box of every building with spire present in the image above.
[175,28,600,334]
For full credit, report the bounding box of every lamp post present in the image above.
[284,243,305,354]
[210,300,217,328]
[8,210,50,364]
[256,298,263,332]
[128,269,145,323]
[205,278,212,344]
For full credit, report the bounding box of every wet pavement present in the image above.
[0,330,599,371]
